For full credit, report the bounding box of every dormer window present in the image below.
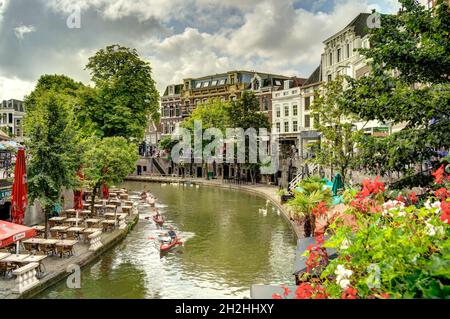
[211,80,218,86]
[252,78,260,91]
[274,80,282,86]
[219,79,227,85]
[195,82,202,89]
[203,81,210,88]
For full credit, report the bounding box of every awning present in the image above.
[0,220,37,248]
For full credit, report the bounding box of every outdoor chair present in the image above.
[66,231,77,240]
[56,245,74,258]
[0,262,16,278]
[49,230,59,239]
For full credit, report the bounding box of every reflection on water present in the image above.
[38,182,296,299]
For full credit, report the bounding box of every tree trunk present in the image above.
[44,208,49,239]
[90,184,99,216]
[303,214,316,238]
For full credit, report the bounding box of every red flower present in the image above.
[272,293,283,299]
[440,200,450,224]
[432,165,445,184]
[295,283,314,299]
[380,293,390,299]
[341,287,358,299]
[282,286,291,297]
[312,201,328,217]
[396,194,405,203]
[435,188,450,200]
[408,192,418,204]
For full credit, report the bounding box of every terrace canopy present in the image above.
[0,220,36,248]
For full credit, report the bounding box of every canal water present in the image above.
[37,182,296,299]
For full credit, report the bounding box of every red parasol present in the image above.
[73,167,84,209]
[102,182,109,199]
[0,220,36,248]
[11,148,28,225]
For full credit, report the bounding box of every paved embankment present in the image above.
[126,176,303,240]
[0,213,139,299]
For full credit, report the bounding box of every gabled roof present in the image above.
[162,84,183,97]
[323,13,371,43]
[303,65,322,86]
[347,13,372,38]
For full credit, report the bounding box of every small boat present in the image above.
[160,236,181,252]
[152,215,165,226]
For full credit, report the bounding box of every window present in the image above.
[283,91,289,96]
[304,115,311,128]
[8,114,12,123]
[337,48,341,62]
[230,75,235,85]
[292,90,298,94]
[304,97,311,110]
[329,52,333,65]
[275,80,282,86]
[169,86,174,95]
[253,79,260,90]
[293,105,298,116]
[211,80,218,86]
[284,121,289,133]
[263,96,269,111]
[203,81,210,88]
[219,79,227,85]
[284,105,289,117]
[346,43,350,58]
[275,93,281,97]
[328,74,332,82]
[293,121,298,132]
[203,98,208,103]
[276,122,281,133]
[276,107,281,117]
[195,82,202,89]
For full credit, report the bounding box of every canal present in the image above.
[37,182,297,299]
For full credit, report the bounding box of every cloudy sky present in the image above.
[0,0,400,101]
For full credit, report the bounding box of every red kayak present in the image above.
[160,237,182,252]
[152,215,164,226]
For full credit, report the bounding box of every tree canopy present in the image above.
[342,0,450,184]
[81,44,160,141]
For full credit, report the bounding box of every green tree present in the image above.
[24,91,79,238]
[311,76,362,184]
[82,136,139,213]
[228,91,271,183]
[82,44,160,141]
[342,0,450,185]
[24,74,84,114]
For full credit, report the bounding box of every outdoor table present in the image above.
[50,226,69,239]
[0,252,11,261]
[109,192,118,198]
[119,193,129,200]
[104,213,118,220]
[108,200,121,207]
[121,206,132,216]
[85,218,101,228]
[104,205,116,214]
[79,210,92,217]
[31,225,46,237]
[124,201,134,207]
[64,209,77,217]
[82,203,91,210]
[67,227,85,239]
[1,254,30,264]
[93,204,104,215]
[55,240,78,257]
[49,216,66,227]
[64,218,84,226]
[101,220,116,232]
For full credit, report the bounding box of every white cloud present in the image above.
[14,24,36,39]
[0,76,35,101]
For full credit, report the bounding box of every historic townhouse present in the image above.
[321,12,391,137]
[271,77,307,157]
[246,72,291,124]
[0,99,25,142]
[160,84,184,138]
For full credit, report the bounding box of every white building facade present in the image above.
[0,99,25,142]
